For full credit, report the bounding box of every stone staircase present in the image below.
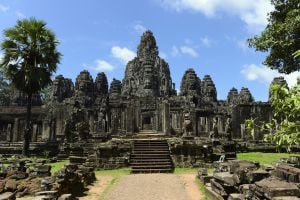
[130,139,174,173]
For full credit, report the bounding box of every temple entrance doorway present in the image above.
[142,115,152,130]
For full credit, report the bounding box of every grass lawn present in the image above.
[237,152,299,165]
[174,167,198,174]
[95,167,131,176]
[49,160,69,174]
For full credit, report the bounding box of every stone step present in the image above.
[133,146,168,149]
[131,154,171,157]
[132,165,173,169]
[130,139,173,173]
[130,159,172,162]
[131,161,172,166]
[132,150,169,154]
[134,143,167,145]
[131,168,173,173]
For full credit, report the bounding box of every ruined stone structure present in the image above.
[0,31,274,159]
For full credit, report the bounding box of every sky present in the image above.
[0,0,299,101]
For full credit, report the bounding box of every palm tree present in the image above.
[0,18,61,156]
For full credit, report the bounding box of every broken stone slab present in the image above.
[253,178,300,199]
[262,164,275,172]
[272,197,300,200]
[228,193,244,200]
[199,175,213,184]
[198,168,208,176]
[247,169,270,183]
[210,178,237,197]
[35,190,58,199]
[275,164,300,183]
[35,165,51,177]
[58,194,73,200]
[213,172,239,186]
[0,192,15,200]
[228,160,259,174]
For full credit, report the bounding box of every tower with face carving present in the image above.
[121,31,175,97]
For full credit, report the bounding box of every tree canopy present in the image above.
[246,82,300,152]
[0,70,12,106]
[248,0,300,74]
[0,18,61,156]
[0,18,61,95]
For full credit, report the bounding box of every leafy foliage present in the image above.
[0,18,61,95]
[246,83,300,152]
[0,70,12,105]
[40,84,52,104]
[245,118,255,140]
[0,18,61,156]
[248,0,300,73]
[293,50,300,58]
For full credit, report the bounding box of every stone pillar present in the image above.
[240,124,245,140]
[126,106,134,133]
[42,120,50,141]
[32,124,38,142]
[191,111,197,136]
[218,117,223,132]
[89,114,95,133]
[162,102,170,135]
[6,124,12,142]
[200,117,206,132]
[55,114,63,138]
[50,120,56,141]
[12,118,19,142]
[205,117,209,133]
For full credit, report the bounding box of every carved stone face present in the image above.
[184,113,190,120]
[144,66,153,89]
[78,80,87,92]
[52,80,60,96]
[187,75,197,90]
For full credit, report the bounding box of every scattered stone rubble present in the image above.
[0,156,96,200]
[198,156,300,200]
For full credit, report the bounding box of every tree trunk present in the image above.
[22,93,32,157]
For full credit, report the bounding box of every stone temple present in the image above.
[0,31,274,170]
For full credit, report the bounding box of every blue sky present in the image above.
[0,0,299,101]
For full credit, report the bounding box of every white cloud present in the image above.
[237,40,249,52]
[133,23,147,34]
[200,36,213,47]
[180,46,198,58]
[158,0,273,33]
[241,64,300,87]
[0,4,9,12]
[171,46,179,57]
[111,46,135,64]
[171,45,199,58]
[15,11,26,19]
[95,60,114,71]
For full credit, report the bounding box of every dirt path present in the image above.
[105,173,203,200]
[178,173,204,200]
[79,174,113,200]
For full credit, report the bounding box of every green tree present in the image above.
[246,83,300,152]
[0,18,61,156]
[266,83,300,152]
[0,70,12,106]
[40,84,52,104]
[248,0,300,74]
